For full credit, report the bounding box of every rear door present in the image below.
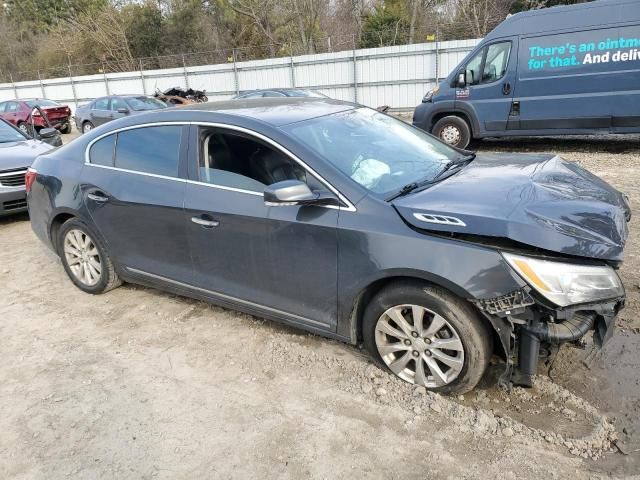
[3,102,21,126]
[183,125,339,331]
[81,124,192,281]
[89,98,112,126]
[455,39,516,135]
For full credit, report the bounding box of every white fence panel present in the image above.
[0,38,481,114]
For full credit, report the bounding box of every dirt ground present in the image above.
[1,132,639,479]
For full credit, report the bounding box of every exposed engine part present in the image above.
[512,313,596,387]
[475,289,535,315]
[524,312,595,343]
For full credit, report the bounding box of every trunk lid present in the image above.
[392,153,630,262]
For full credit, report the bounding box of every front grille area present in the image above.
[3,198,27,211]
[0,168,27,187]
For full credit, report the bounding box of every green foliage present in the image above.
[123,2,164,58]
[360,3,410,48]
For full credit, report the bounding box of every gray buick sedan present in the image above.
[27,98,629,393]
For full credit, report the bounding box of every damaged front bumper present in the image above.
[473,288,624,388]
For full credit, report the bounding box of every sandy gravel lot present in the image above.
[0,132,639,479]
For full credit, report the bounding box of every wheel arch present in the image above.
[49,210,77,253]
[348,272,502,356]
[431,111,478,138]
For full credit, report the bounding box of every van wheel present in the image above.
[432,116,471,149]
[362,281,492,395]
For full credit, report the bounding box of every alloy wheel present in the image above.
[375,304,465,388]
[83,123,93,133]
[440,125,461,146]
[63,229,102,287]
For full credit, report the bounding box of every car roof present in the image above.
[178,97,358,126]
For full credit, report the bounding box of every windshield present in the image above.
[286,89,327,98]
[0,120,27,143]
[26,99,59,108]
[283,108,464,195]
[126,96,167,111]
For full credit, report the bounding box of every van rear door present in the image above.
[455,38,517,134]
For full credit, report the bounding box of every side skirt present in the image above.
[120,266,351,344]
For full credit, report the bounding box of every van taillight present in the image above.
[25,168,37,193]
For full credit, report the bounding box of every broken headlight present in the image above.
[502,253,623,307]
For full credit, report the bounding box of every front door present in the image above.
[455,39,516,135]
[81,124,193,282]
[184,126,339,331]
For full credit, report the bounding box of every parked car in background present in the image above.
[74,95,168,134]
[413,0,640,148]
[28,98,629,394]
[0,99,72,134]
[233,88,327,99]
[0,118,54,216]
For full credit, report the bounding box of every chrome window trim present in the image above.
[125,266,331,329]
[84,121,357,212]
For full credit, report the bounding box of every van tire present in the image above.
[432,116,471,149]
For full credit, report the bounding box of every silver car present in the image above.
[74,95,168,134]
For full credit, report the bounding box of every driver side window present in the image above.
[197,127,319,194]
[465,50,484,86]
[464,41,511,86]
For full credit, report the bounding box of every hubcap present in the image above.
[83,123,92,132]
[19,124,28,133]
[63,229,102,286]
[375,304,465,388]
[440,125,461,145]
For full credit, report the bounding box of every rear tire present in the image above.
[60,123,72,134]
[432,116,471,149]
[362,281,492,395]
[57,218,122,294]
[81,121,94,134]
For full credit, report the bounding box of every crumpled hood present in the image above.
[0,139,53,171]
[393,153,630,262]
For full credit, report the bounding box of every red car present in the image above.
[0,99,72,134]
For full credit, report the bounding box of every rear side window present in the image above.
[114,126,181,177]
[89,135,115,166]
[93,98,109,110]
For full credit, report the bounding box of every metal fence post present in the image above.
[352,34,358,103]
[9,73,18,99]
[182,54,190,89]
[232,49,239,95]
[435,27,440,83]
[289,46,296,88]
[68,65,79,108]
[102,64,110,95]
[139,59,147,95]
[37,70,46,98]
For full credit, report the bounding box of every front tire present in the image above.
[363,281,491,395]
[57,218,121,294]
[432,116,471,149]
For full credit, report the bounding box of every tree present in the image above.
[360,2,410,48]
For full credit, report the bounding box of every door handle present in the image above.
[191,215,219,228]
[502,83,511,95]
[87,192,109,203]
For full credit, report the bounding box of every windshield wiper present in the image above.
[386,153,476,202]
[432,153,476,181]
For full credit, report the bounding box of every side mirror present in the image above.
[264,180,339,207]
[457,72,466,88]
[117,107,129,114]
[39,127,58,139]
